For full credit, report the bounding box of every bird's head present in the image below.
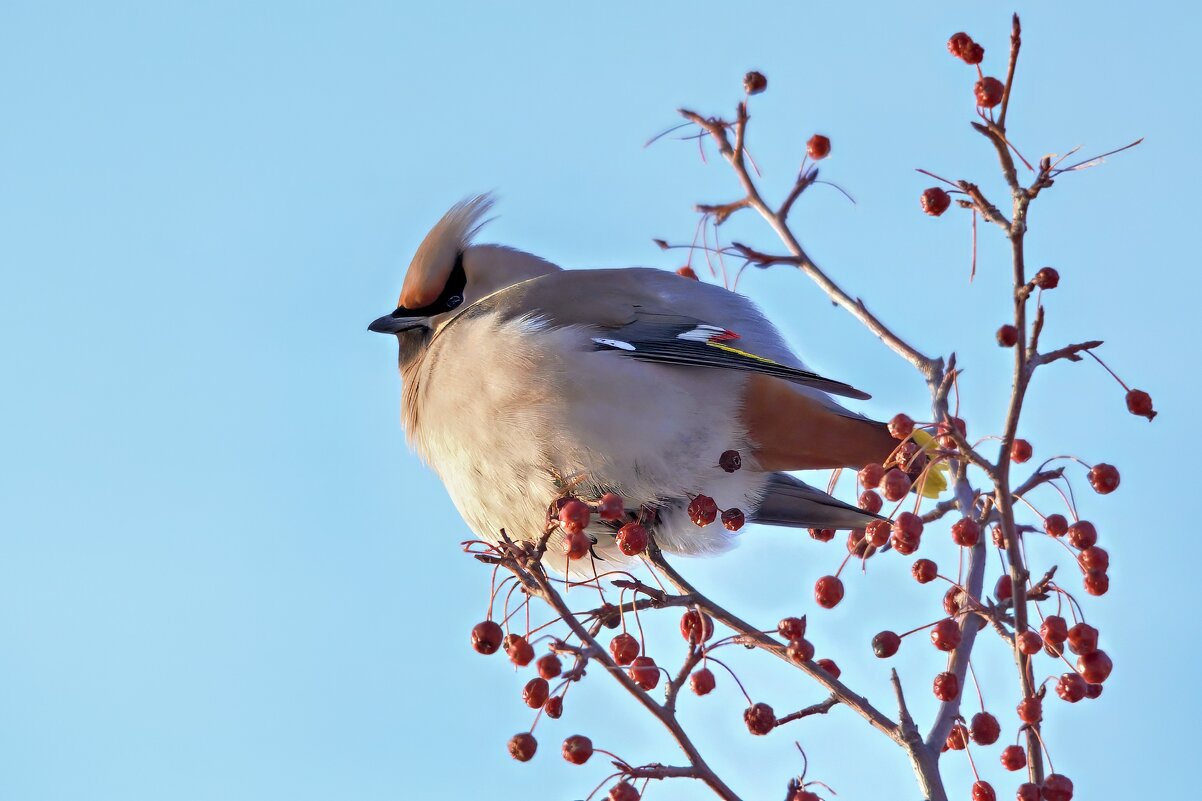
[368,194,560,350]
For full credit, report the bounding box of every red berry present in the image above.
[808,527,835,542]
[859,463,886,489]
[778,616,807,640]
[610,633,640,665]
[1017,630,1043,655]
[972,780,997,801]
[609,781,640,801]
[1067,622,1099,655]
[1017,783,1040,801]
[544,695,564,718]
[1041,615,1068,644]
[787,637,815,663]
[814,575,845,609]
[676,265,699,281]
[846,528,872,558]
[721,507,745,531]
[744,702,776,735]
[994,574,1013,602]
[858,490,883,514]
[946,722,969,750]
[997,324,1019,347]
[1044,514,1069,537]
[1011,438,1033,463]
[992,526,1006,548]
[963,43,984,64]
[931,618,962,652]
[558,499,591,534]
[471,620,504,654]
[1042,774,1074,801]
[508,732,537,762]
[1125,388,1156,420]
[1088,463,1120,494]
[943,587,966,616]
[597,492,625,521]
[719,449,742,472]
[815,657,841,679]
[971,711,1001,745]
[975,76,1005,108]
[933,671,960,700]
[888,413,915,439]
[893,511,924,540]
[952,517,981,547]
[921,187,952,216]
[807,134,831,160]
[1085,683,1103,700]
[882,468,912,501]
[680,610,714,644]
[1033,266,1060,289]
[1066,520,1097,550]
[628,655,660,690]
[504,634,535,667]
[938,416,967,449]
[616,522,649,556]
[1056,672,1087,703]
[537,653,563,679]
[1079,546,1109,572]
[688,494,718,526]
[562,734,593,765]
[743,71,767,95]
[523,677,550,708]
[1001,744,1027,771]
[947,32,974,59]
[691,667,716,695]
[873,630,901,658]
[866,520,891,548]
[1083,570,1110,596]
[912,558,938,583]
[1017,696,1042,724]
[1077,649,1113,684]
[563,530,591,560]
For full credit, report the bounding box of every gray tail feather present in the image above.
[751,472,883,530]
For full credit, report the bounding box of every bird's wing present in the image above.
[461,267,870,400]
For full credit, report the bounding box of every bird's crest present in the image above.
[400,194,495,309]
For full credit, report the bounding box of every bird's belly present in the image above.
[409,318,770,559]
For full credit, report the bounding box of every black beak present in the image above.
[367,309,429,334]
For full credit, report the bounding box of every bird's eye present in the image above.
[448,295,463,308]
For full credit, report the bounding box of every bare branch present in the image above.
[775,694,840,727]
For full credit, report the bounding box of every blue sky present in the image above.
[1,2,1195,799]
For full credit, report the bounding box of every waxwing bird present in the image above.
[369,195,899,566]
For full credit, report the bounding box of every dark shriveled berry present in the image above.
[744,702,776,735]
[504,634,535,667]
[787,638,816,663]
[873,630,901,658]
[946,722,969,750]
[1011,438,1033,463]
[1056,672,1087,703]
[743,71,768,94]
[1016,695,1042,724]
[508,732,537,762]
[1068,622,1099,655]
[997,324,1019,347]
[952,517,981,547]
[972,780,997,801]
[1034,266,1060,289]
[608,781,640,801]
[859,463,886,489]
[912,558,938,584]
[1067,520,1097,550]
[882,468,912,501]
[963,42,984,65]
[1044,514,1069,537]
[808,527,835,542]
[933,671,960,701]
[947,32,974,59]
[1084,570,1110,596]
[719,449,742,472]
[1077,649,1113,684]
[721,508,746,531]
[921,187,952,216]
[1079,546,1109,572]
[680,610,714,644]
[1016,783,1040,801]
[537,653,563,679]
[544,695,564,718]
[1017,630,1043,655]
[815,658,841,679]
[866,520,891,548]
[858,490,883,515]
[931,618,962,652]
[471,620,504,654]
[888,413,915,439]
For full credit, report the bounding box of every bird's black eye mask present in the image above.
[391,252,467,319]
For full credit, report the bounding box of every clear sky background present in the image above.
[1,2,1195,800]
